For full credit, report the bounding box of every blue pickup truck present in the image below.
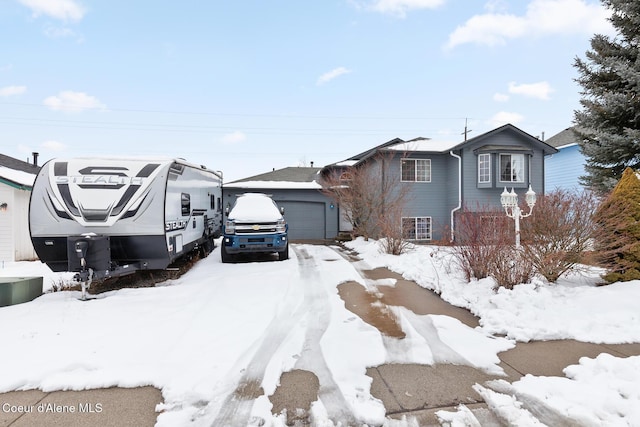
[221,193,289,263]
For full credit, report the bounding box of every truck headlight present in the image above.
[225,220,236,234]
[276,219,286,233]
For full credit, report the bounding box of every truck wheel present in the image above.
[221,244,233,263]
[278,243,289,261]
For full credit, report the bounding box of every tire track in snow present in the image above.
[291,246,357,425]
[210,245,357,426]
[210,253,309,426]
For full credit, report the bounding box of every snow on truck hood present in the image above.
[228,193,283,222]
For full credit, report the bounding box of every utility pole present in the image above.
[462,118,472,141]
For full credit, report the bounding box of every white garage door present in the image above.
[277,201,326,240]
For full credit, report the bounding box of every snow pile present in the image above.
[347,238,640,426]
[0,166,36,187]
[345,238,640,344]
[227,193,284,222]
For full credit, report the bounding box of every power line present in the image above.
[0,101,469,122]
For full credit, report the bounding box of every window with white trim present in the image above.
[402,217,432,240]
[478,153,491,183]
[401,159,431,182]
[499,153,525,183]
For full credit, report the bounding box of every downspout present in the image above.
[449,150,462,242]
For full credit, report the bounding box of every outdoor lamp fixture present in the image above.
[0,203,7,212]
[500,186,536,248]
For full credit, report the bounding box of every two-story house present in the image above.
[223,124,557,243]
[321,123,558,242]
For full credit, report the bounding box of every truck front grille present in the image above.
[234,223,278,234]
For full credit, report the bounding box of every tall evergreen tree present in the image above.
[573,0,640,194]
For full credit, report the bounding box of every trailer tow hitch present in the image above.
[73,241,94,301]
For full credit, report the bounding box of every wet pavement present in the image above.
[0,386,161,427]
[2,244,640,426]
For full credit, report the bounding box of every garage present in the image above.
[223,166,339,241]
[277,200,326,241]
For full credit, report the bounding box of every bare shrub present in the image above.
[450,206,514,282]
[490,248,536,290]
[520,189,597,282]
[378,200,413,255]
[322,151,412,254]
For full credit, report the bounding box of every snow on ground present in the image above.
[1,239,639,426]
[346,238,640,426]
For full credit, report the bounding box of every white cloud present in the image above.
[445,0,613,50]
[41,140,68,151]
[43,24,79,39]
[508,81,554,100]
[43,91,106,113]
[221,131,247,145]
[0,85,27,97]
[367,0,445,17]
[493,93,509,102]
[489,111,524,127]
[18,0,86,22]
[317,67,352,85]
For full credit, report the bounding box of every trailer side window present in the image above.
[210,194,215,210]
[181,193,191,216]
[217,197,222,212]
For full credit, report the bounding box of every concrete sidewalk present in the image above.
[0,386,162,427]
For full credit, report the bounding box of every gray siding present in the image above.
[383,153,456,241]
[458,132,546,210]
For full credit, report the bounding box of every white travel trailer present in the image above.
[29,157,223,288]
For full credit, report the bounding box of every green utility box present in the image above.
[0,277,43,307]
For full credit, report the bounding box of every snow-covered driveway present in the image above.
[0,243,514,426]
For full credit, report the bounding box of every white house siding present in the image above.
[14,188,36,260]
[0,185,36,262]
[0,185,14,263]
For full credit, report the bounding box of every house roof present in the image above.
[225,166,323,189]
[546,127,579,149]
[0,154,40,190]
[331,136,461,168]
[325,123,558,171]
[0,153,40,174]
[457,123,558,155]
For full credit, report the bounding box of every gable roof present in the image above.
[326,123,558,171]
[546,127,579,149]
[225,166,323,189]
[455,123,558,155]
[0,153,40,190]
[0,153,40,174]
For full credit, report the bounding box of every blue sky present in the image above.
[1,0,613,181]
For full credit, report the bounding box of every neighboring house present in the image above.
[223,166,338,240]
[321,123,558,242]
[545,127,587,192]
[0,154,40,262]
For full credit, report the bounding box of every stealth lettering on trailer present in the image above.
[52,162,160,221]
[166,220,189,231]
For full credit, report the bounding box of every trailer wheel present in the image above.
[278,243,289,261]
[221,244,234,263]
